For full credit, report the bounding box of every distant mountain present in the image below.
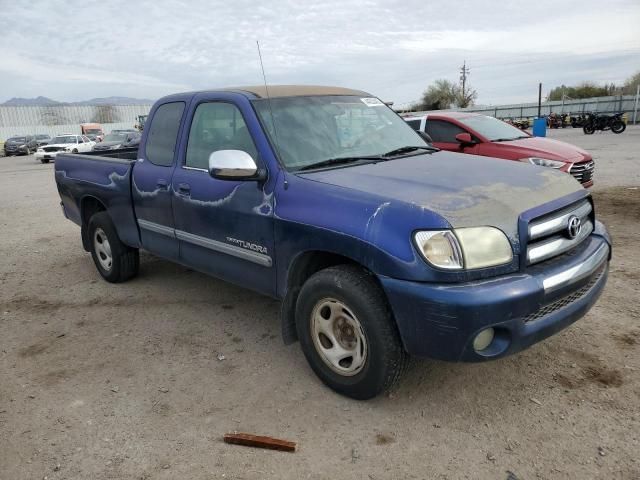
[2,96,61,106]
[1,96,154,106]
[74,96,155,106]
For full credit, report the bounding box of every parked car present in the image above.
[81,123,105,142]
[55,85,610,399]
[92,132,141,152]
[135,114,148,131]
[404,112,596,187]
[110,128,138,135]
[35,134,95,163]
[35,134,52,147]
[3,135,38,155]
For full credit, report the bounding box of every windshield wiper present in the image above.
[492,136,527,142]
[382,145,439,157]
[297,155,382,171]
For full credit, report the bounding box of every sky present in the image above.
[0,0,638,107]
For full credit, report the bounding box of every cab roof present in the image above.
[223,85,370,98]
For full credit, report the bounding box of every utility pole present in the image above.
[538,83,542,118]
[459,60,470,104]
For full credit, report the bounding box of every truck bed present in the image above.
[54,149,141,249]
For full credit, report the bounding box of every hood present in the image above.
[494,136,591,162]
[94,140,121,148]
[43,143,74,149]
[299,151,584,239]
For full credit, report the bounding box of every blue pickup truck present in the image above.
[55,85,611,399]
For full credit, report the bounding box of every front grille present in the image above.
[570,161,595,184]
[526,199,593,265]
[524,265,605,323]
[44,146,63,152]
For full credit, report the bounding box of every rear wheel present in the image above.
[296,265,408,400]
[40,159,49,164]
[611,120,626,134]
[583,124,595,134]
[88,212,139,283]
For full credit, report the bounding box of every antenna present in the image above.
[256,40,281,158]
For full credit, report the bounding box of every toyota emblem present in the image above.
[567,215,582,239]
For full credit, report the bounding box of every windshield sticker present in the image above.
[360,97,385,107]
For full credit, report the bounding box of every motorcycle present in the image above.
[583,112,626,134]
[547,113,563,129]
[570,114,587,128]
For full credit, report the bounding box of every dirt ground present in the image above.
[1,127,638,479]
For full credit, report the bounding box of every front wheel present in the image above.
[611,120,626,134]
[295,265,408,400]
[40,158,49,164]
[583,124,595,135]
[88,212,139,283]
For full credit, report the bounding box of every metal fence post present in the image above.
[633,85,639,125]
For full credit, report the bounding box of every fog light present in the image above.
[473,328,495,352]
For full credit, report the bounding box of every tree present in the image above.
[92,105,119,123]
[413,80,457,110]
[454,84,478,108]
[547,81,617,100]
[621,71,640,95]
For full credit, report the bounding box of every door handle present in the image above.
[156,179,169,190]
[177,183,191,196]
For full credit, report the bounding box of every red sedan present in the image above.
[403,112,595,187]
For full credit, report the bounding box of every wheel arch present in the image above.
[80,195,107,251]
[280,249,386,345]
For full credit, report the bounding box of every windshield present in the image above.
[103,133,127,142]
[51,136,77,144]
[460,115,528,141]
[85,129,102,134]
[9,137,26,142]
[252,95,428,170]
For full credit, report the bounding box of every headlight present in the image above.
[37,148,44,152]
[520,157,565,169]
[414,231,463,269]
[414,227,513,270]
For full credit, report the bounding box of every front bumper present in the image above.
[35,150,62,160]
[380,225,611,362]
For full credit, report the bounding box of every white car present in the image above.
[35,134,96,164]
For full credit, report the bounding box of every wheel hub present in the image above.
[93,228,113,271]
[311,298,367,376]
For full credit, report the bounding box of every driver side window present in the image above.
[424,120,467,143]
[185,102,257,170]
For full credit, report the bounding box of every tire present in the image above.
[611,120,626,134]
[87,212,139,283]
[295,265,408,400]
[41,159,49,164]
[72,148,78,153]
[583,124,595,135]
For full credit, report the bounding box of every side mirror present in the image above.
[455,132,474,145]
[208,150,263,181]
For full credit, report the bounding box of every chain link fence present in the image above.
[400,94,639,123]
[0,104,152,141]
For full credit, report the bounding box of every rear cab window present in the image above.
[145,102,186,166]
[405,119,421,130]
